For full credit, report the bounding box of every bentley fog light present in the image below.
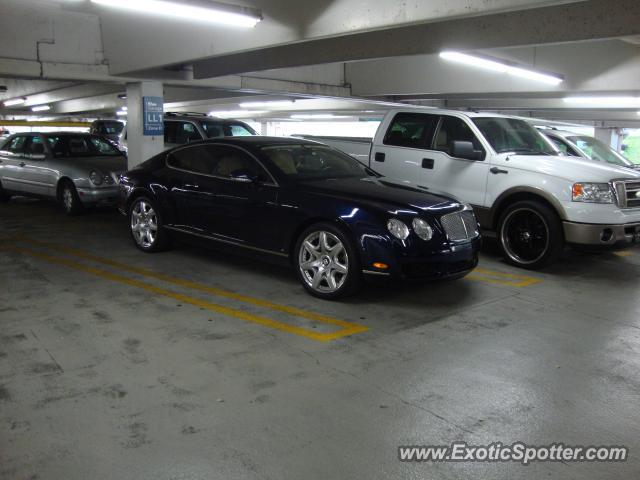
[387,218,410,240]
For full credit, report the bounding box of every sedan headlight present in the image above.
[572,183,614,204]
[89,171,103,186]
[412,218,433,241]
[387,218,410,240]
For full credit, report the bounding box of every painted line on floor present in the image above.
[17,237,367,335]
[613,251,634,257]
[3,245,367,342]
[467,267,541,288]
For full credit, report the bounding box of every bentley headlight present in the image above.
[412,218,433,241]
[572,183,614,204]
[89,171,103,186]
[387,218,410,240]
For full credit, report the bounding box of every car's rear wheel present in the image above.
[295,222,361,299]
[60,181,83,215]
[498,200,563,269]
[129,196,170,252]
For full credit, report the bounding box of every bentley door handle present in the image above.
[184,183,199,189]
[490,167,508,174]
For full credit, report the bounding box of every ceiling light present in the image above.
[290,114,349,119]
[239,100,294,108]
[439,51,563,85]
[563,96,640,108]
[118,93,127,99]
[209,110,265,117]
[90,0,262,27]
[3,97,27,107]
[116,110,127,116]
[31,105,51,112]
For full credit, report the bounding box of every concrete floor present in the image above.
[1,197,639,480]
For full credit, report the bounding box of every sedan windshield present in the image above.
[473,117,556,155]
[261,145,377,181]
[567,135,634,167]
[46,135,122,158]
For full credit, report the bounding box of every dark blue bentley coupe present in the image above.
[118,137,480,299]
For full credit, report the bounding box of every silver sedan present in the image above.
[0,132,127,214]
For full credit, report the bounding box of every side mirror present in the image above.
[451,140,483,160]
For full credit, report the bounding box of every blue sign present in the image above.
[143,96,164,136]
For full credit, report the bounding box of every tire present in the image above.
[498,200,564,269]
[128,195,171,252]
[294,222,362,299]
[60,181,83,215]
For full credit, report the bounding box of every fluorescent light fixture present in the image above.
[31,105,51,112]
[116,110,127,116]
[290,114,349,119]
[439,51,563,85]
[90,0,262,27]
[3,97,26,107]
[209,110,265,117]
[239,100,294,108]
[122,106,128,111]
[563,96,640,108]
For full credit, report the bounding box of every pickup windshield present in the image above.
[473,117,556,155]
[261,144,376,181]
[567,135,634,167]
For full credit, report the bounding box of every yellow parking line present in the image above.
[18,237,366,333]
[614,251,633,257]
[3,245,367,342]
[467,267,541,288]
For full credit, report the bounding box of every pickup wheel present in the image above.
[498,200,564,269]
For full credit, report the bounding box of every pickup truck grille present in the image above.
[440,210,479,242]
[614,180,640,208]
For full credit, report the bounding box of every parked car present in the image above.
[89,119,125,143]
[0,132,127,214]
[118,137,481,299]
[316,109,640,269]
[117,112,257,152]
[539,128,638,169]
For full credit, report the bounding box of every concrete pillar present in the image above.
[594,127,616,149]
[126,81,165,169]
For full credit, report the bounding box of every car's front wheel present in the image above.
[295,222,361,299]
[129,196,170,252]
[60,181,83,215]
[498,200,564,269]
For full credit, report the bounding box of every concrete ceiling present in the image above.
[0,0,639,127]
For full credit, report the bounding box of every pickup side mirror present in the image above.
[451,140,483,161]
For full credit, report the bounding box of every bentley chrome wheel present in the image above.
[131,199,158,249]
[298,230,349,293]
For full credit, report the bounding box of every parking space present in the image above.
[1,198,639,479]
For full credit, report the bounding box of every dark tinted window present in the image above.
[383,113,438,148]
[164,121,202,144]
[25,135,46,155]
[200,121,257,138]
[5,136,28,154]
[168,145,271,182]
[91,121,124,135]
[433,116,485,157]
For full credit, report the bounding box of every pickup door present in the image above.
[372,112,489,207]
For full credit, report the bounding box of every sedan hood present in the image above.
[500,154,640,182]
[297,176,463,214]
[63,155,128,174]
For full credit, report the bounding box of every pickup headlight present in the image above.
[387,218,410,240]
[89,171,103,186]
[412,218,433,241]
[572,183,614,204]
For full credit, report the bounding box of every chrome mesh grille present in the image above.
[440,210,479,242]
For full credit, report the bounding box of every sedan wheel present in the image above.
[60,182,83,215]
[130,199,159,249]
[295,224,361,299]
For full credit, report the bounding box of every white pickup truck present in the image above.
[314,108,640,269]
